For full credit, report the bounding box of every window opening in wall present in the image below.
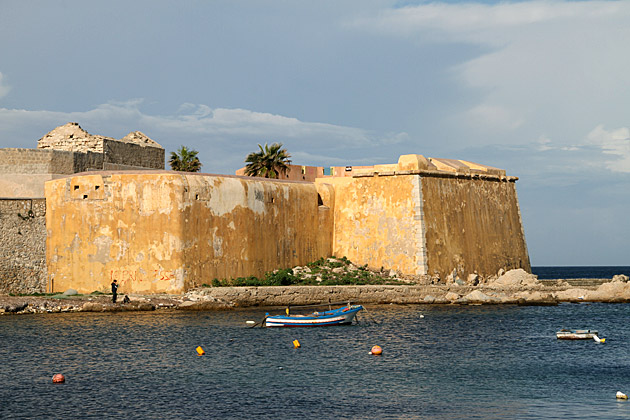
[95,185,100,190]
[73,185,79,190]
[83,194,88,199]
[301,166,306,175]
[269,197,275,204]
[345,166,352,172]
[317,194,324,206]
[195,194,199,200]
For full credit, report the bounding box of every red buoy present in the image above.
[370,345,383,355]
[52,374,65,383]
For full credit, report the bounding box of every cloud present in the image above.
[352,1,630,145]
[586,125,630,173]
[0,101,408,171]
[0,72,10,98]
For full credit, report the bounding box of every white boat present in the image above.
[556,329,599,340]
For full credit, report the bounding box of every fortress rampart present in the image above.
[45,155,530,295]
[45,172,332,294]
[0,122,531,295]
[317,156,530,281]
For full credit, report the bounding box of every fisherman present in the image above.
[111,279,119,303]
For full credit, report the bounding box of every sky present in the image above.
[1,0,628,266]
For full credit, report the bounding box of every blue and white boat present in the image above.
[264,304,363,327]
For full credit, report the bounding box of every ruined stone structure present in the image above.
[0,124,164,293]
[45,154,530,295]
[1,123,164,198]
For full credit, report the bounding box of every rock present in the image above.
[423,295,436,303]
[388,270,398,278]
[445,269,458,285]
[514,291,557,306]
[497,268,505,277]
[445,292,460,302]
[454,278,466,286]
[81,302,104,312]
[458,290,500,304]
[553,288,590,302]
[586,281,630,302]
[5,303,28,313]
[613,274,629,282]
[332,267,344,274]
[177,300,231,310]
[63,289,78,296]
[488,269,539,288]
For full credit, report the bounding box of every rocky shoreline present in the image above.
[2,269,630,315]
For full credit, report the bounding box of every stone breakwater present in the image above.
[2,270,630,315]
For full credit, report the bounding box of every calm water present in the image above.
[2,303,630,419]
[532,266,630,279]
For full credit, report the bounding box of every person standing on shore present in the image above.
[111,279,118,303]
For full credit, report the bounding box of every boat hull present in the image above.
[556,329,598,340]
[264,305,363,327]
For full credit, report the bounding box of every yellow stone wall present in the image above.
[45,172,332,294]
[317,175,426,274]
[44,153,530,293]
[421,176,530,280]
[316,153,530,279]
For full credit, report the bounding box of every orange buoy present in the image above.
[52,374,65,383]
[370,345,383,355]
[196,346,205,356]
[293,339,301,348]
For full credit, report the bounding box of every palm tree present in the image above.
[244,143,292,178]
[169,146,202,172]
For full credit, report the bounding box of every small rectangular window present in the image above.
[74,185,79,190]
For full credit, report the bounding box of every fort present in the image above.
[1,123,530,295]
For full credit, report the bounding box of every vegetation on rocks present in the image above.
[207,257,409,287]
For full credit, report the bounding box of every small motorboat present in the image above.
[264,304,363,327]
[556,329,599,340]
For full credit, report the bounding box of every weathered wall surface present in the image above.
[0,148,104,197]
[102,139,164,170]
[0,199,47,294]
[46,172,332,294]
[319,175,426,275]
[421,175,530,280]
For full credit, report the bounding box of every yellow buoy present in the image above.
[293,339,301,348]
[370,345,383,355]
[196,346,205,356]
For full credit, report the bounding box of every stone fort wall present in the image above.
[0,123,166,293]
[45,172,333,294]
[0,199,47,294]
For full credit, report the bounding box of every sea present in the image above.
[2,266,630,420]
